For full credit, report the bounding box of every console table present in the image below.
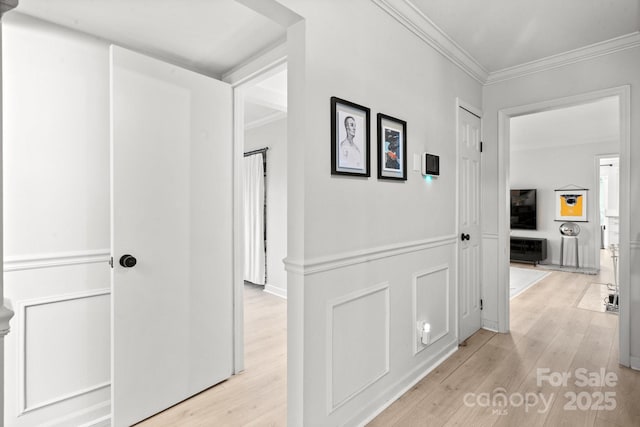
[510,237,547,265]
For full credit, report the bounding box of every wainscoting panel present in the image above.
[413,265,449,354]
[327,283,389,412]
[302,236,458,426]
[4,258,111,427]
[20,290,110,413]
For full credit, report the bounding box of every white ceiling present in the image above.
[510,97,620,152]
[14,0,287,78]
[411,0,640,72]
[244,69,288,128]
[14,0,640,79]
[12,0,636,129]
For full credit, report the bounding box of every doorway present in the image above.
[499,87,629,365]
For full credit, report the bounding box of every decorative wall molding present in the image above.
[18,289,111,415]
[43,400,111,427]
[264,284,287,299]
[486,32,640,85]
[482,233,499,240]
[372,0,640,86]
[326,283,390,414]
[0,304,15,336]
[245,111,287,130]
[222,41,287,87]
[4,249,110,272]
[412,264,450,355]
[371,0,487,84]
[630,241,640,250]
[284,234,457,275]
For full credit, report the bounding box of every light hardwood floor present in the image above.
[137,283,287,426]
[370,254,639,427]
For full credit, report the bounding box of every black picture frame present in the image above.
[377,113,407,180]
[331,97,371,177]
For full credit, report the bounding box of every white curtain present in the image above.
[243,154,266,284]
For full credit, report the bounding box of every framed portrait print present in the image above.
[331,97,370,177]
[377,113,407,180]
[555,189,588,222]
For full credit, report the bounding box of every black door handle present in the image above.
[460,233,470,241]
[119,254,137,268]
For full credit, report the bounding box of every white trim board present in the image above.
[4,249,111,272]
[284,234,457,275]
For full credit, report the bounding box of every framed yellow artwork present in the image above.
[555,189,588,222]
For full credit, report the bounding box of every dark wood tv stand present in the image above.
[510,236,547,265]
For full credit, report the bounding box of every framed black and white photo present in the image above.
[331,97,370,177]
[377,113,407,180]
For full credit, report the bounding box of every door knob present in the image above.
[460,233,470,241]
[119,254,137,268]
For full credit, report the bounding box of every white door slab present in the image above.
[110,45,233,426]
[458,106,482,342]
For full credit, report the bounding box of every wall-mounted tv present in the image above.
[511,189,537,230]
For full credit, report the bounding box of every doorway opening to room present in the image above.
[505,92,622,356]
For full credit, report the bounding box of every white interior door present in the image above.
[458,106,482,343]
[110,46,233,426]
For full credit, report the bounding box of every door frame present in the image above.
[226,46,287,373]
[455,98,483,341]
[497,86,631,366]
[595,153,620,272]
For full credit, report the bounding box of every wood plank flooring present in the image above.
[138,251,640,426]
[137,283,287,426]
[370,254,639,427]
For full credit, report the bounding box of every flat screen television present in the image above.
[511,189,537,230]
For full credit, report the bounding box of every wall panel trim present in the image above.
[284,234,457,275]
[412,264,450,355]
[326,282,390,414]
[18,288,111,415]
[4,249,110,272]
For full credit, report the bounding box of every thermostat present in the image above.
[421,153,439,176]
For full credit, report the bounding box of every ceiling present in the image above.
[11,0,636,129]
[510,97,620,151]
[411,0,640,72]
[14,0,640,78]
[13,0,287,78]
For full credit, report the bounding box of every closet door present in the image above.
[110,46,233,426]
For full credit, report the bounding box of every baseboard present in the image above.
[630,356,640,371]
[353,338,458,426]
[40,400,110,427]
[482,319,499,332]
[77,415,111,427]
[264,284,287,299]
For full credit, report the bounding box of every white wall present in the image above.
[244,117,288,297]
[510,140,618,268]
[281,0,482,424]
[3,13,111,426]
[482,46,640,365]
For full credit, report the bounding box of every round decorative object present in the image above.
[559,222,581,236]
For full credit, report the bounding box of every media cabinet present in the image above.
[510,237,547,265]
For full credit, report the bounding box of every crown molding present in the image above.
[0,0,18,16]
[371,0,488,84]
[486,32,640,85]
[245,110,286,130]
[373,1,640,86]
